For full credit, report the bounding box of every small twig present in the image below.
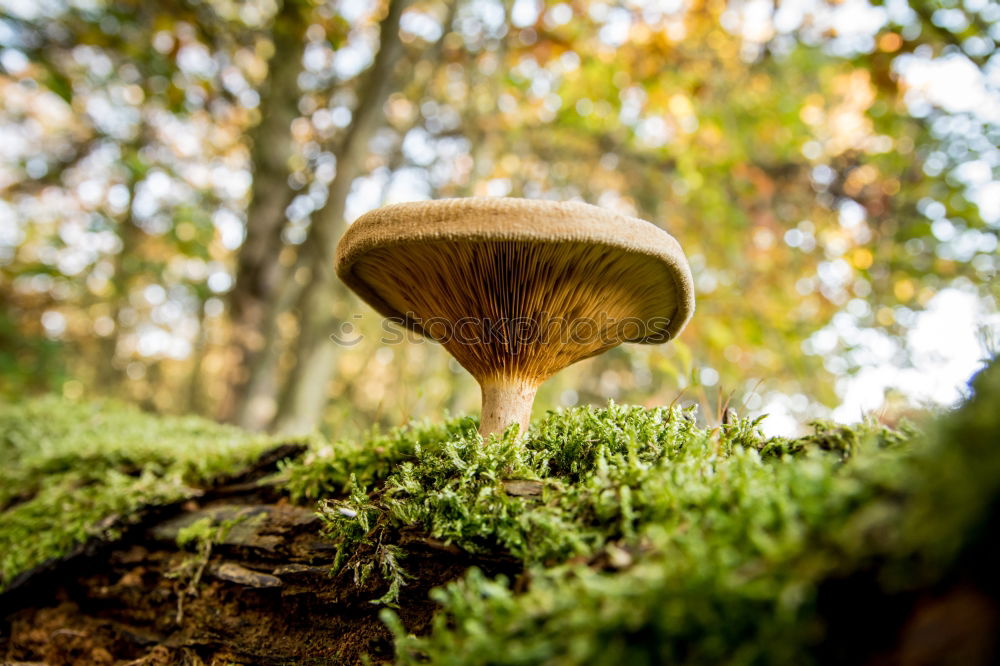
[175,542,212,624]
[501,479,545,497]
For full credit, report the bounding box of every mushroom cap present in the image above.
[336,198,695,382]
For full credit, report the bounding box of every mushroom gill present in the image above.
[336,198,695,440]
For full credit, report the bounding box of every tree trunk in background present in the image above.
[97,143,144,394]
[223,0,308,429]
[184,300,210,414]
[271,0,411,435]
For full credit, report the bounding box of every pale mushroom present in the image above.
[335,198,695,439]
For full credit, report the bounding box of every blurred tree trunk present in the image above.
[223,0,308,429]
[97,141,145,393]
[271,0,412,435]
[184,299,211,414]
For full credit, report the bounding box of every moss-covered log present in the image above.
[2,359,999,664]
[3,492,516,664]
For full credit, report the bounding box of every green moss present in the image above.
[281,417,479,502]
[0,396,294,589]
[4,361,998,665]
[309,404,913,587]
[283,362,998,664]
[175,515,244,551]
[373,362,1000,665]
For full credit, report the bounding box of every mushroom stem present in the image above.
[479,377,538,439]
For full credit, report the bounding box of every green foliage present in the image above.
[2,0,996,433]
[319,480,412,608]
[757,418,918,459]
[175,515,242,551]
[289,362,998,663]
[281,417,480,501]
[374,361,1000,665]
[313,403,920,598]
[3,360,997,664]
[0,309,68,398]
[0,396,292,589]
[890,354,1000,573]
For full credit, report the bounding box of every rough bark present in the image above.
[223,0,308,429]
[0,449,519,666]
[271,0,413,435]
[233,271,304,428]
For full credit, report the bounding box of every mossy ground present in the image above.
[2,360,999,664]
[0,397,296,589]
[287,359,1000,664]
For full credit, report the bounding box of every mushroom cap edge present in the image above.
[335,197,696,344]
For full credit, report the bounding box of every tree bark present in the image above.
[97,141,145,394]
[0,446,519,666]
[223,0,308,428]
[272,0,413,435]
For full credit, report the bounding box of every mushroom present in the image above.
[335,198,695,439]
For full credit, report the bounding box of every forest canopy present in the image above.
[0,0,997,437]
